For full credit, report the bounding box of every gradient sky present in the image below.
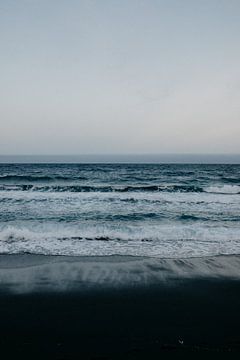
[0,0,240,155]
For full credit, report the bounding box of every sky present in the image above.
[0,0,240,155]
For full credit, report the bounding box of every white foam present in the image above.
[205,184,240,194]
[0,224,240,258]
[0,184,240,258]
[1,254,240,293]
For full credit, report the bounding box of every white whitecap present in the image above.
[204,184,240,194]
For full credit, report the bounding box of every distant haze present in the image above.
[0,0,240,155]
[0,154,240,164]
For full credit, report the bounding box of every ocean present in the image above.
[0,163,240,258]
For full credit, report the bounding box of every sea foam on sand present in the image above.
[1,254,240,294]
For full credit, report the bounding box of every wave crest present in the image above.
[205,185,240,194]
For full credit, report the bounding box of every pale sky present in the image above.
[0,0,240,155]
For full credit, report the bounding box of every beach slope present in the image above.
[0,254,240,358]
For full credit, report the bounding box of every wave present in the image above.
[0,184,205,193]
[204,185,240,194]
[0,183,239,194]
[0,175,86,182]
[1,225,240,257]
[221,177,240,184]
[179,214,208,221]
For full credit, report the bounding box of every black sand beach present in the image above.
[0,255,240,359]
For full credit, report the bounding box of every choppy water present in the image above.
[0,163,240,258]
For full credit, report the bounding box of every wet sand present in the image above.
[0,254,240,358]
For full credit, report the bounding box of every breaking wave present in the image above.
[204,185,240,194]
[0,224,240,257]
[0,163,240,258]
[0,183,239,194]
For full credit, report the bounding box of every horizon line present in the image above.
[0,153,240,164]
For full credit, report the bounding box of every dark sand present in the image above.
[0,254,240,358]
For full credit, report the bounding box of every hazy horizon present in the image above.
[1,153,240,164]
[1,0,240,155]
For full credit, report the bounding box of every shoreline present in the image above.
[1,253,240,294]
[0,254,240,357]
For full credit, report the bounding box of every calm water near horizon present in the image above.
[0,163,240,258]
[1,154,240,164]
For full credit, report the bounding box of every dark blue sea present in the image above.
[0,163,240,257]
